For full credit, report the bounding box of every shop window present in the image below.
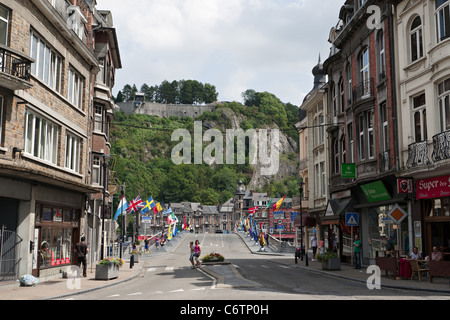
[430,198,450,217]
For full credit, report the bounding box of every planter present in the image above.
[95,264,119,280]
[322,257,341,270]
[131,254,140,263]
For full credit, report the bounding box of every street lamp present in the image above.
[297,177,304,262]
[119,182,126,259]
[99,154,111,261]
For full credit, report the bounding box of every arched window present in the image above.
[410,16,424,62]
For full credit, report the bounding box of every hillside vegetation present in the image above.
[111,90,300,206]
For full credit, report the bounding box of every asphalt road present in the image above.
[63,233,449,301]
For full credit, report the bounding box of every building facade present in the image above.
[0,0,120,281]
[323,0,401,264]
[393,0,450,258]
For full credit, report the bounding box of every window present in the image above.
[314,109,325,147]
[94,105,103,132]
[333,138,340,174]
[412,93,427,141]
[65,133,81,173]
[380,102,389,152]
[359,48,370,96]
[356,111,375,161]
[347,123,354,163]
[0,5,9,45]
[436,0,450,42]
[29,31,62,93]
[0,96,3,145]
[332,82,338,117]
[438,78,450,132]
[24,110,59,165]
[68,68,84,109]
[315,162,326,197]
[410,16,424,62]
[377,30,386,78]
[92,155,101,185]
[346,63,352,106]
[339,78,345,113]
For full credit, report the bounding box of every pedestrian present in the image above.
[189,241,195,269]
[353,234,361,269]
[155,237,159,250]
[310,231,318,261]
[144,238,149,253]
[74,236,88,277]
[194,239,202,268]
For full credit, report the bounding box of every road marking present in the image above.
[170,289,184,293]
[279,265,290,269]
[107,294,120,297]
[190,287,205,291]
[261,265,269,269]
[233,264,240,268]
[128,292,142,296]
[165,266,174,271]
[147,268,156,272]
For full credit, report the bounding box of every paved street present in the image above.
[56,232,450,301]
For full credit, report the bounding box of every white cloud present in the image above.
[97,0,343,105]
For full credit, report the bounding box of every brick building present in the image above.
[0,0,120,281]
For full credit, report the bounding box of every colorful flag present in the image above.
[126,196,145,214]
[141,196,156,214]
[273,196,286,211]
[248,206,259,215]
[153,202,163,213]
[114,195,128,220]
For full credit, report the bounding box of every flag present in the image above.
[273,196,286,211]
[153,202,163,213]
[114,195,128,220]
[141,196,156,214]
[126,196,144,214]
[248,206,259,215]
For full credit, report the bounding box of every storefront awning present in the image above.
[322,198,353,225]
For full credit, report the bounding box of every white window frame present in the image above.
[360,48,370,96]
[438,78,450,132]
[68,67,84,109]
[92,155,101,185]
[65,133,81,173]
[24,110,59,165]
[410,16,424,62]
[0,4,9,46]
[94,104,103,132]
[29,30,62,93]
[0,96,3,144]
[435,0,450,43]
[412,93,427,142]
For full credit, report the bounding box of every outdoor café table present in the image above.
[398,258,412,279]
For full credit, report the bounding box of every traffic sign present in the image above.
[388,204,407,224]
[345,212,359,226]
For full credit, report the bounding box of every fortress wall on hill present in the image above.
[115,102,219,119]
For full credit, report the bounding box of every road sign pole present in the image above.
[351,226,353,266]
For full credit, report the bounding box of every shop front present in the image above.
[416,175,450,260]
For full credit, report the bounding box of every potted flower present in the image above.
[200,252,225,264]
[95,257,124,280]
[317,251,341,270]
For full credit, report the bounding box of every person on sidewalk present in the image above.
[311,231,318,261]
[353,234,361,269]
[74,236,88,277]
[194,240,202,268]
[189,241,195,269]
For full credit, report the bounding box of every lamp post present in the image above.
[297,177,304,261]
[99,154,110,261]
[119,183,126,259]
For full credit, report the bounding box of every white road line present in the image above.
[128,292,142,296]
[170,289,184,293]
[147,268,156,272]
[190,287,205,291]
[165,266,174,271]
[261,265,269,269]
[107,294,120,297]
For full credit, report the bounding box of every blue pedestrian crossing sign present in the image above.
[345,212,359,226]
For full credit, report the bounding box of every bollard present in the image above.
[305,253,309,267]
[130,254,134,269]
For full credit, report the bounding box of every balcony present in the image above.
[406,141,432,168]
[0,44,34,91]
[432,130,450,162]
[352,78,374,105]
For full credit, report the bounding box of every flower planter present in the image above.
[322,257,341,270]
[95,264,119,280]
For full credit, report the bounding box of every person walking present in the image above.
[310,231,318,261]
[189,241,195,269]
[353,234,361,269]
[74,236,88,277]
[194,240,202,268]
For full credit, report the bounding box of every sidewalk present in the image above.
[0,259,144,300]
[235,231,450,294]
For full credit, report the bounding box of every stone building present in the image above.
[0,0,120,280]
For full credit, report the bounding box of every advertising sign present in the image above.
[416,175,450,200]
[341,163,356,179]
[361,181,391,203]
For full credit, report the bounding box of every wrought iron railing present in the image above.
[406,141,432,168]
[0,44,33,82]
[432,130,450,162]
[352,78,374,104]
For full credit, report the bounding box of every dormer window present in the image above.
[67,5,87,40]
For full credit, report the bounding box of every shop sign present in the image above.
[341,163,356,178]
[397,178,413,194]
[361,181,391,203]
[416,175,450,200]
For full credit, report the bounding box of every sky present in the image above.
[95,0,344,106]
